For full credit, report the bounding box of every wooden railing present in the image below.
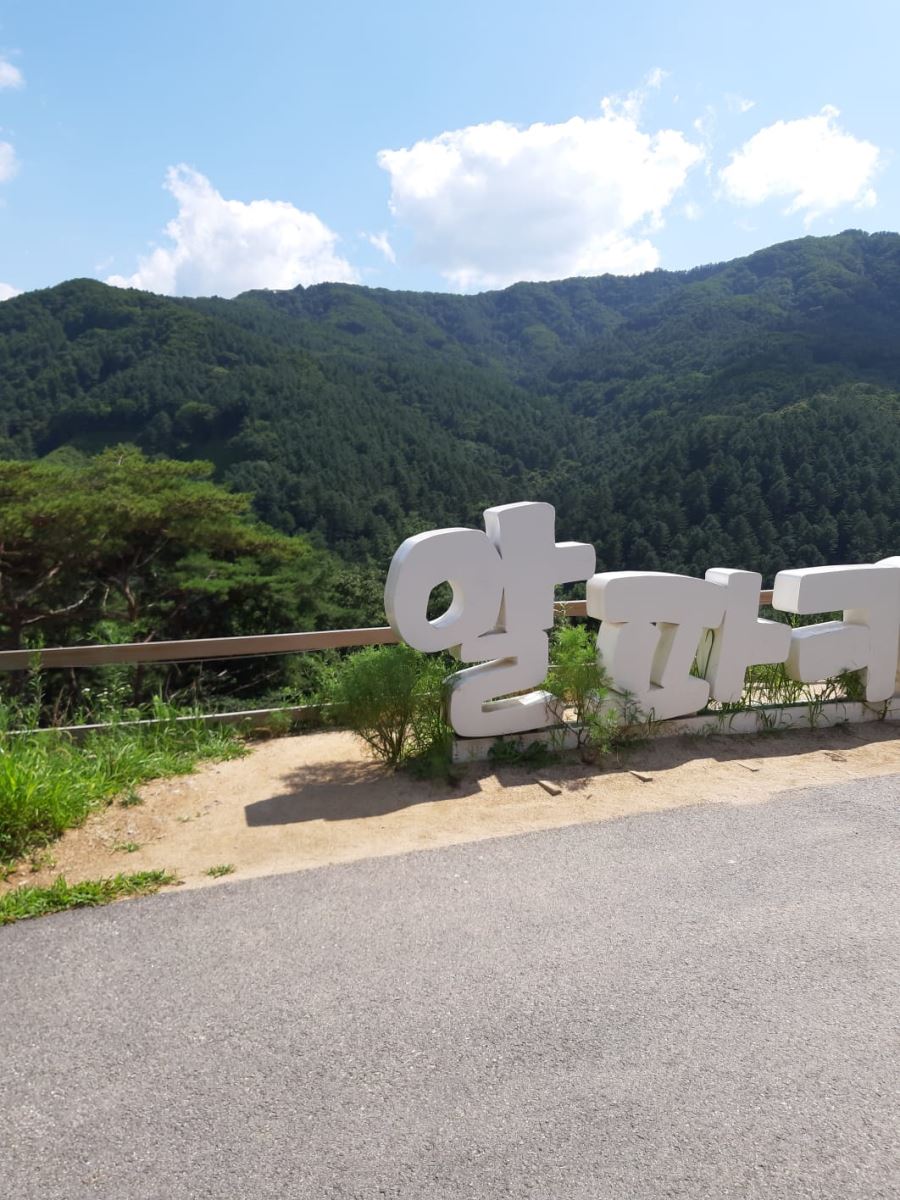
[0,591,776,735]
[0,593,776,673]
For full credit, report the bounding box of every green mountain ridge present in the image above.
[1,228,898,580]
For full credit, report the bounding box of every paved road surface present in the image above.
[3,775,898,1199]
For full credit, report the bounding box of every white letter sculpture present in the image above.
[587,572,726,720]
[385,502,595,737]
[586,568,797,719]
[772,562,900,702]
[702,570,793,702]
[879,557,900,695]
[386,500,899,737]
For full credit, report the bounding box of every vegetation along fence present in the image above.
[0,593,776,736]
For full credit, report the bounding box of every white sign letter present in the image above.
[385,503,595,737]
[587,572,726,720]
[772,563,900,702]
[703,569,792,702]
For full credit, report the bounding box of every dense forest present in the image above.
[0,228,898,664]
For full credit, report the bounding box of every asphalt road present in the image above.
[3,774,899,1199]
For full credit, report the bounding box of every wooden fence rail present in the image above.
[0,590,777,737]
[0,592,775,673]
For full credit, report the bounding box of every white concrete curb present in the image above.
[452,697,900,763]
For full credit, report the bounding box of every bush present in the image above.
[544,623,610,726]
[330,644,452,770]
[543,621,644,762]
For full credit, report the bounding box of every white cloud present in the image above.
[720,106,880,226]
[725,94,755,114]
[107,166,357,297]
[683,201,702,221]
[693,108,715,140]
[365,230,396,264]
[0,281,20,300]
[377,98,703,289]
[0,58,23,89]
[0,140,18,182]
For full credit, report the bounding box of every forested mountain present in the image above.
[1,229,898,589]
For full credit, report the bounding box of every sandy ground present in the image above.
[4,721,898,896]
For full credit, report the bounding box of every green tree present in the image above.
[0,445,323,650]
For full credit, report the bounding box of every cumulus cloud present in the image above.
[720,106,880,225]
[0,58,23,89]
[0,140,18,182]
[377,95,703,289]
[0,282,20,300]
[107,166,357,297]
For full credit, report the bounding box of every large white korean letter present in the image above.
[483,502,596,632]
[587,572,726,720]
[772,563,900,702]
[385,504,596,738]
[703,569,792,702]
[447,631,551,737]
[385,528,504,653]
[450,503,595,736]
[877,557,900,696]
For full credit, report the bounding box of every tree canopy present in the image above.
[0,446,342,650]
[0,227,897,591]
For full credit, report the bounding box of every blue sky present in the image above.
[0,0,897,299]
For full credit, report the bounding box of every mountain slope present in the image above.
[0,229,897,577]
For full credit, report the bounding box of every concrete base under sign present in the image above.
[451,697,900,763]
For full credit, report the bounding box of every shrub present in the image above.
[543,621,647,762]
[330,644,452,770]
[544,622,610,726]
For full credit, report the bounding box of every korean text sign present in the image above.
[385,502,900,738]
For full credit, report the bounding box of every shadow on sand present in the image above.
[243,721,898,828]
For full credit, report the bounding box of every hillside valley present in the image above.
[1,228,898,602]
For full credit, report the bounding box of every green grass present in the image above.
[205,863,235,878]
[0,870,176,924]
[0,709,246,864]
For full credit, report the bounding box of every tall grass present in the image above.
[0,698,245,863]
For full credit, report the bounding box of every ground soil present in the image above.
[5,721,898,897]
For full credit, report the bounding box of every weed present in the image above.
[118,788,144,808]
[28,849,56,873]
[488,737,557,768]
[0,870,176,924]
[755,707,786,735]
[246,709,298,740]
[405,740,460,784]
[112,841,141,853]
[541,623,655,764]
[805,694,828,730]
[205,863,235,878]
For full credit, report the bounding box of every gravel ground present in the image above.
[2,773,898,1199]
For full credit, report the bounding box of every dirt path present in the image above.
[5,721,898,896]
